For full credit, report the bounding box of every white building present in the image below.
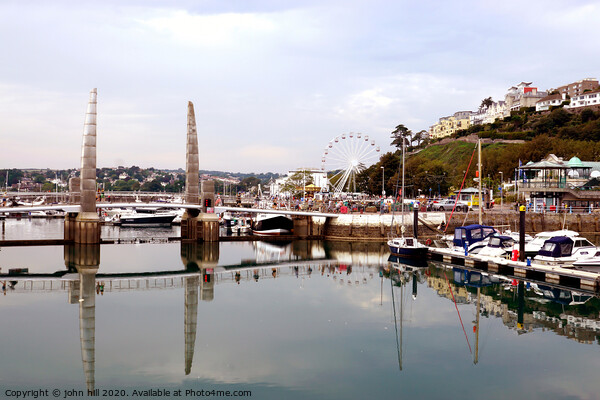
[536,93,566,112]
[566,90,600,109]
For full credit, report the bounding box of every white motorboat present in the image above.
[475,235,515,259]
[231,217,251,234]
[533,236,597,267]
[573,250,600,269]
[119,211,177,226]
[523,229,579,257]
[105,208,177,226]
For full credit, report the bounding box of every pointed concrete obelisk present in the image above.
[66,89,101,244]
[76,89,100,243]
[181,102,219,242]
[185,101,200,205]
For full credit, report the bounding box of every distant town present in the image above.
[0,167,280,196]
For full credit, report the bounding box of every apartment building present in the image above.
[429,112,472,139]
[553,78,599,99]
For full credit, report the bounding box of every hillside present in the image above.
[359,107,600,197]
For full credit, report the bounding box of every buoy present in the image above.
[425,238,432,246]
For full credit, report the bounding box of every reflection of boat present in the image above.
[534,284,592,306]
[452,267,501,287]
[388,254,428,269]
[253,241,292,262]
[533,236,596,267]
[252,214,293,236]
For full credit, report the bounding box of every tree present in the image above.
[413,130,427,147]
[280,170,314,197]
[390,124,412,149]
[480,97,493,111]
[240,176,261,191]
[141,180,163,192]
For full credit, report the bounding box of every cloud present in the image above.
[137,10,277,48]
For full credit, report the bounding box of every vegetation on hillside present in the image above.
[358,107,600,197]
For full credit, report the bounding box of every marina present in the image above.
[1,220,600,399]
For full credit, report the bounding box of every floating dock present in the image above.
[428,247,600,293]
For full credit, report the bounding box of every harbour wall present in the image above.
[317,211,600,241]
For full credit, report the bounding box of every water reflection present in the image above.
[1,241,600,398]
[427,262,600,344]
[64,244,100,394]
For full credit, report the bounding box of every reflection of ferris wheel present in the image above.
[321,132,381,193]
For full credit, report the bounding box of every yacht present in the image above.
[387,236,429,258]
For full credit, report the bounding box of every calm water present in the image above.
[1,220,600,400]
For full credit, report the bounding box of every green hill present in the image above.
[359,107,600,197]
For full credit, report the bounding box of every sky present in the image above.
[1,0,599,174]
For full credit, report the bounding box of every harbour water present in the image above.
[1,219,600,399]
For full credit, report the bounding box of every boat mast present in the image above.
[401,136,405,226]
[474,287,480,365]
[478,139,482,225]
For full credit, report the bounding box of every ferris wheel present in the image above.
[321,132,381,193]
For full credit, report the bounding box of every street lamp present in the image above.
[381,167,385,197]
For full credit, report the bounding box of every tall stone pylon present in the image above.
[181,102,219,241]
[67,89,101,244]
[185,101,200,205]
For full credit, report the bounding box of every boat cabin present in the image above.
[487,235,514,250]
[453,224,497,248]
[537,236,574,258]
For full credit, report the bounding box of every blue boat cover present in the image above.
[453,225,497,248]
[537,236,574,258]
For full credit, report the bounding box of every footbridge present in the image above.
[0,89,339,243]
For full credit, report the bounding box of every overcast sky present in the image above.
[1,0,599,173]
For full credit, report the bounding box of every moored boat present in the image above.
[533,236,596,267]
[451,224,498,253]
[118,211,177,226]
[387,237,428,258]
[252,214,293,236]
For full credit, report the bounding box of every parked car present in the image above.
[434,198,471,212]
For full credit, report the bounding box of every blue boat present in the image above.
[387,236,429,258]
